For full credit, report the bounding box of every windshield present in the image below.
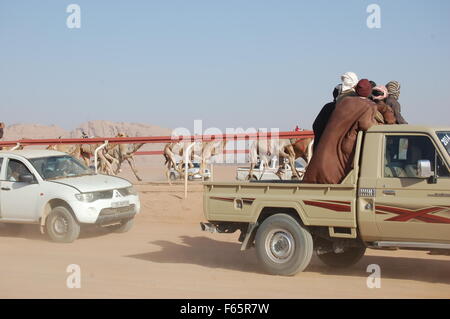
[437,132,450,157]
[29,155,93,180]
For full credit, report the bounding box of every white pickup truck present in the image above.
[0,150,140,243]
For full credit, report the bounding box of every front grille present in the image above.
[99,204,136,216]
[96,205,136,225]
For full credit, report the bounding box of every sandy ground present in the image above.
[0,165,449,299]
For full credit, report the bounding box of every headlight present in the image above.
[75,193,95,202]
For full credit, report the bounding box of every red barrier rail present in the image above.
[0,131,313,148]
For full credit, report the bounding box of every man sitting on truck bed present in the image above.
[303,79,378,184]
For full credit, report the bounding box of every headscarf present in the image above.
[341,72,359,92]
[355,79,372,98]
[386,81,401,100]
[371,85,388,101]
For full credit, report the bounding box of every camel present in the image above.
[46,134,144,180]
[162,139,227,184]
[162,141,204,185]
[46,142,91,166]
[198,139,227,177]
[46,138,115,175]
[292,137,314,165]
[2,137,28,151]
[2,144,25,151]
[102,133,144,181]
[162,142,186,185]
[248,137,314,181]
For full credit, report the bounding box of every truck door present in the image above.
[0,158,40,221]
[374,134,450,242]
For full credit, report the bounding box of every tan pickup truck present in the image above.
[201,125,450,275]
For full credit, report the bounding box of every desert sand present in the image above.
[0,164,449,299]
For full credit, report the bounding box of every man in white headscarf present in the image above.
[336,72,359,102]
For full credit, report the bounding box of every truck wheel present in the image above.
[317,246,366,268]
[45,206,80,243]
[169,173,176,181]
[110,218,134,233]
[255,214,313,276]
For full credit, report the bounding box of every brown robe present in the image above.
[375,101,396,124]
[303,97,378,184]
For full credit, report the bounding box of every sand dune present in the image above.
[3,120,172,140]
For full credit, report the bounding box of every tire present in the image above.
[110,218,134,233]
[317,246,366,268]
[255,214,313,276]
[169,173,177,181]
[45,206,80,243]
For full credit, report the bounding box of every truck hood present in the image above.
[49,174,132,193]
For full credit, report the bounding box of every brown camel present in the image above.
[46,138,114,174]
[103,133,144,181]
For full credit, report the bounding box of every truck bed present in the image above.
[203,179,358,229]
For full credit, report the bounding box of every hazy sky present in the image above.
[1,0,450,132]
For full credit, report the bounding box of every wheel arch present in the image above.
[39,199,78,233]
[253,202,309,227]
[239,203,310,251]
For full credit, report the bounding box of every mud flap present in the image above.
[240,222,258,251]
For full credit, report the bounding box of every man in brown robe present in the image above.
[304,80,378,184]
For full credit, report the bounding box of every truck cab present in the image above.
[358,125,450,245]
[201,125,450,275]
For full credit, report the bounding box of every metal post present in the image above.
[185,142,195,199]
[94,141,109,174]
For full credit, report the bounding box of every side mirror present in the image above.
[18,174,36,184]
[417,160,433,178]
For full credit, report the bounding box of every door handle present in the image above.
[383,190,396,196]
[1,187,11,191]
